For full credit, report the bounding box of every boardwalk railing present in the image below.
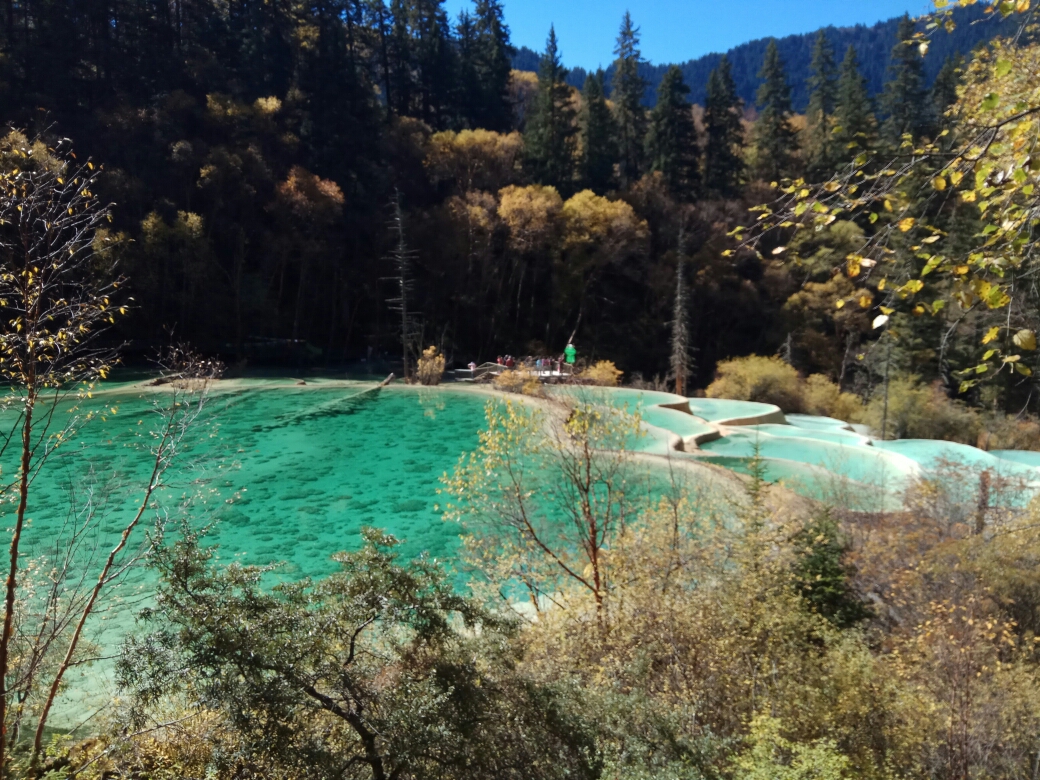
[453,362,575,382]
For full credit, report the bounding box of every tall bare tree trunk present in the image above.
[0,380,34,780]
[671,229,690,397]
[387,194,414,381]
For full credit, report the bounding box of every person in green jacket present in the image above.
[564,343,576,365]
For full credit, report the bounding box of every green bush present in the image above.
[706,357,864,421]
[802,374,864,422]
[706,355,805,412]
[862,376,980,443]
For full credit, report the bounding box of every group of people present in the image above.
[465,344,578,376]
[531,356,565,374]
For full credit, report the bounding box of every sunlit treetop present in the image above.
[732,0,1040,392]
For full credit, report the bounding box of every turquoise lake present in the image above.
[14,380,493,580]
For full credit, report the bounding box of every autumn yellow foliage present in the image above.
[706,355,805,412]
[580,360,623,387]
[493,368,542,396]
[416,346,446,386]
[426,129,523,192]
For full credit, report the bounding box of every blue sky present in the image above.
[445,0,936,69]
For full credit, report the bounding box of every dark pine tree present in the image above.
[882,15,930,146]
[611,12,647,187]
[471,0,514,131]
[388,0,414,117]
[524,26,577,192]
[646,65,699,202]
[456,11,482,127]
[792,512,872,629]
[703,55,745,198]
[410,0,456,128]
[228,0,295,100]
[366,0,397,119]
[834,45,877,164]
[299,0,382,179]
[383,0,455,127]
[805,30,838,180]
[932,53,964,139]
[753,40,798,181]
[580,70,617,194]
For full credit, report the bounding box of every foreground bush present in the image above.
[118,527,598,780]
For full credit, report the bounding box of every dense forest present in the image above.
[0,0,1006,393]
[515,4,1015,110]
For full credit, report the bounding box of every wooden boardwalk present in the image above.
[452,362,575,382]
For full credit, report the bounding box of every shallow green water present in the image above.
[688,398,781,423]
[7,381,495,727]
[14,382,490,581]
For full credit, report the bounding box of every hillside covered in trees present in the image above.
[514,4,1014,109]
[0,0,1024,403]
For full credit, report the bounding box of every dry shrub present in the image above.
[493,369,542,396]
[581,360,622,387]
[978,414,1040,451]
[628,372,671,392]
[803,374,864,421]
[862,377,980,443]
[706,355,804,412]
[417,346,446,386]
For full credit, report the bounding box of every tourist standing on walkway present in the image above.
[564,343,576,366]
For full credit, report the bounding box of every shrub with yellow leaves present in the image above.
[417,345,446,386]
[492,368,542,396]
[706,355,806,412]
[580,360,623,387]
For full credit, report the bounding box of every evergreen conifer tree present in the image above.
[805,30,838,179]
[753,40,797,181]
[411,0,455,128]
[703,55,745,198]
[882,15,930,145]
[611,12,647,187]
[456,11,482,127]
[472,0,514,131]
[524,26,577,192]
[792,512,872,629]
[580,70,617,194]
[368,0,398,118]
[384,0,457,127]
[646,65,699,201]
[932,54,964,138]
[833,45,877,163]
[388,0,415,117]
[228,0,294,98]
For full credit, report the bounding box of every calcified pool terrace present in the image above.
[555,386,1040,512]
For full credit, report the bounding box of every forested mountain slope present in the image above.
[514,4,1013,109]
[0,0,1023,402]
